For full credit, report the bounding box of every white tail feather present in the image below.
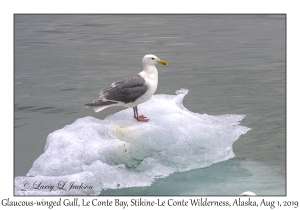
[93,104,119,112]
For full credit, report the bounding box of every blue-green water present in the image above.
[14,14,285,195]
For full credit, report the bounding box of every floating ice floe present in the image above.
[15,89,250,195]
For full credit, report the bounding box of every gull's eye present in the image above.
[151,58,154,60]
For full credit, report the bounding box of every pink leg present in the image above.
[133,106,149,122]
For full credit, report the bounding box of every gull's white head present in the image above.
[142,54,167,66]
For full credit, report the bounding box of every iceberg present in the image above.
[14,89,251,195]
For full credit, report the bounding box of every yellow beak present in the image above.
[158,60,167,65]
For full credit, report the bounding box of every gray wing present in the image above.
[100,74,148,104]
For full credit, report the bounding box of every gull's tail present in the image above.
[84,100,118,112]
